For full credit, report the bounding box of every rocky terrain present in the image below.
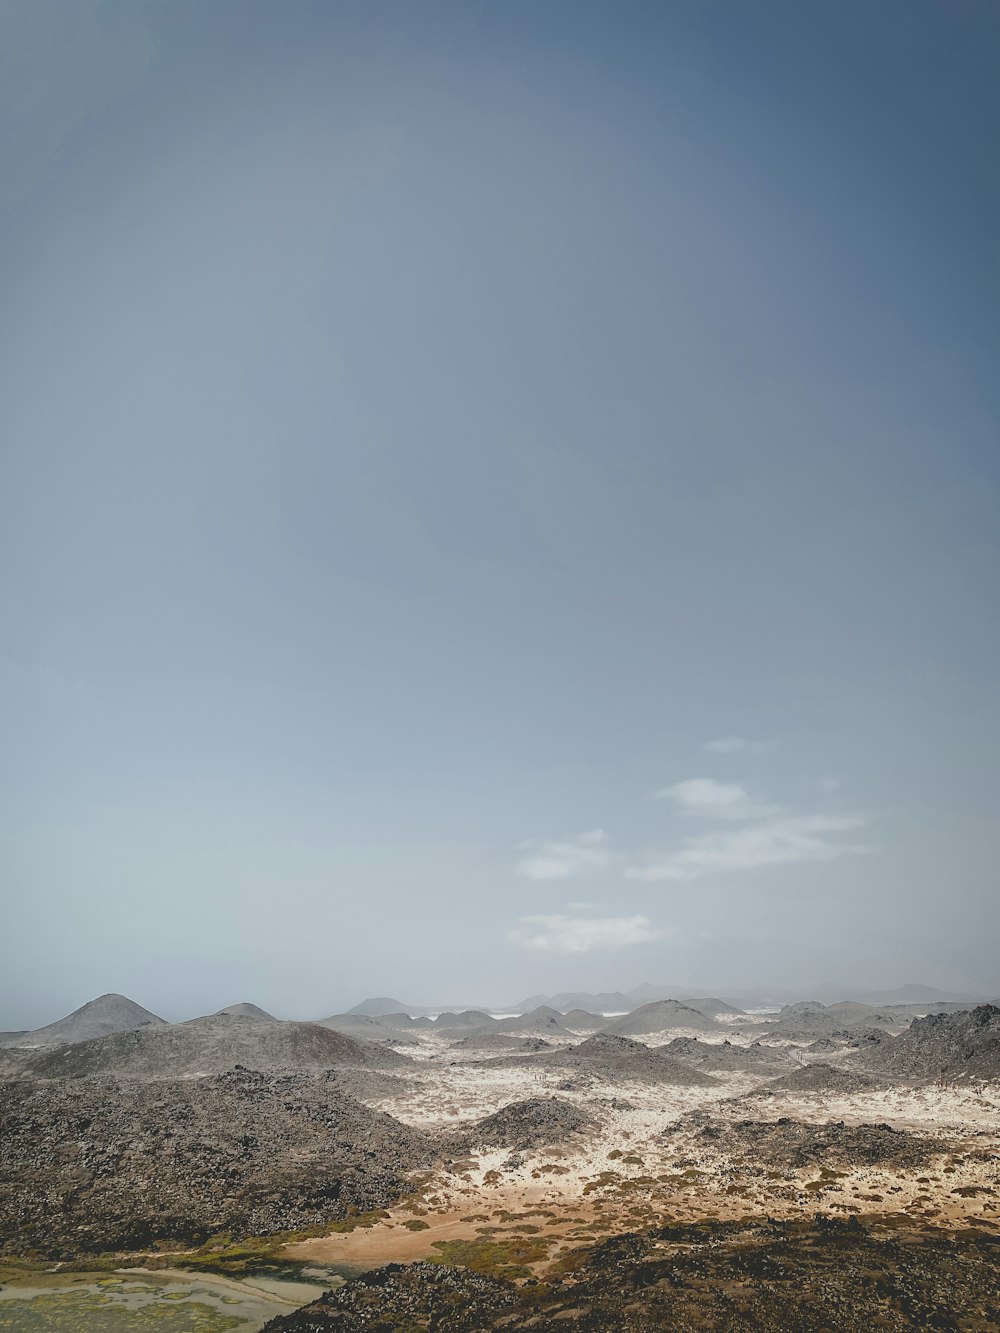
[763,1062,886,1094]
[248,990,1000,1056]
[0,1068,431,1257]
[3,990,999,1330]
[850,1004,1000,1082]
[0,993,166,1048]
[559,1009,605,1031]
[602,999,722,1036]
[214,1002,277,1020]
[262,1217,1000,1331]
[495,1006,576,1040]
[672,1110,946,1170]
[459,1097,594,1152]
[516,1032,721,1086]
[17,1015,409,1080]
[449,1033,551,1054]
[681,995,746,1019]
[661,1035,795,1072]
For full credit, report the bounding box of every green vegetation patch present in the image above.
[323,1209,390,1234]
[0,1290,242,1332]
[148,1229,319,1278]
[429,1235,554,1279]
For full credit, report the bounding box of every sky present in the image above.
[1,0,998,1027]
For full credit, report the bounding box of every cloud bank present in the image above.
[509,912,667,954]
[655,778,780,820]
[517,767,870,896]
[514,829,611,881]
[704,736,766,754]
[627,813,867,882]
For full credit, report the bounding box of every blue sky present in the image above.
[1,1,998,1024]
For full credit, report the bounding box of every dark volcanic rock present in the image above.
[661,1036,794,1072]
[327,1068,421,1102]
[838,1026,892,1048]
[263,1217,1000,1330]
[851,1004,1000,1082]
[673,1112,944,1169]
[575,1032,646,1057]
[762,1063,884,1094]
[263,1262,516,1332]
[450,1033,551,1054]
[0,1068,431,1257]
[484,1033,720,1087]
[21,1015,409,1080]
[561,1034,719,1086]
[461,1097,593,1152]
[738,1002,911,1043]
[805,1036,842,1053]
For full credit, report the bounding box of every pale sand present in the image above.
[283,1031,1000,1275]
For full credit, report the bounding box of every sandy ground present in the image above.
[284,1028,1000,1275]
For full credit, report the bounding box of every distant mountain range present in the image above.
[514,991,635,1014]
[509,982,989,1014]
[3,980,993,1051]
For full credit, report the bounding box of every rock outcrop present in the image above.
[0,1068,431,1257]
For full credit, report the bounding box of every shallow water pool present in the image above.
[0,1270,324,1332]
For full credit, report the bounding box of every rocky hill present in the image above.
[602,999,721,1036]
[681,997,746,1019]
[560,1009,605,1032]
[672,1112,944,1170]
[739,1001,914,1043]
[450,1033,551,1054]
[431,1010,498,1033]
[763,1063,885,1094]
[0,1068,431,1256]
[317,1011,401,1040]
[347,997,415,1016]
[496,1006,575,1039]
[21,1015,409,1080]
[851,1004,1000,1082]
[462,1097,593,1151]
[532,1033,720,1087]
[374,1012,421,1031]
[1,993,167,1048]
[214,1002,275,1019]
[661,1036,794,1072]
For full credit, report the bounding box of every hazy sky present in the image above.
[2,1,998,1027]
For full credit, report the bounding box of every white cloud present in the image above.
[514,829,610,881]
[509,913,668,954]
[655,778,779,820]
[704,736,765,754]
[626,814,867,882]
